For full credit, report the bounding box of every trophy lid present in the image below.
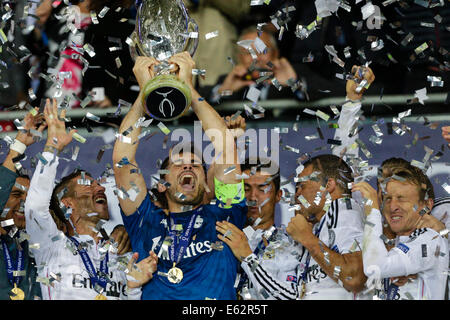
[132,0,198,61]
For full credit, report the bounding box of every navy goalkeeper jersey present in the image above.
[121,193,247,300]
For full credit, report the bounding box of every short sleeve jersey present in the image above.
[122,193,247,300]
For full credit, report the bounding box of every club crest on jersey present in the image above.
[286,275,297,283]
[194,216,204,228]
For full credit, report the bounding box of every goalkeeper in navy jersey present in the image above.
[113,53,247,300]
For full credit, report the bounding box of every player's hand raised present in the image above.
[346,65,375,101]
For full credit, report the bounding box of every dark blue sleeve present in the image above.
[0,166,18,213]
[120,193,159,252]
[214,198,247,230]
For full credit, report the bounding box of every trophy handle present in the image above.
[132,31,148,59]
[183,18,199,57]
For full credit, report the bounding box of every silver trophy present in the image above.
[130,0,199,121]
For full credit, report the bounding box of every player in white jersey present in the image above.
[216,65,374,300]
[217,156,369,300]
[331,77,449,237]
[332,64,375,160]
[376,160,449,298]
[354,166,448,300]
[211,112,302,300]
[216,158,303,300]
[378,158,448,234]
[25,99,157,300]
[286,154,367,299]
[431,197,450,232]
[331,68,449,298]
[219,155,368,299]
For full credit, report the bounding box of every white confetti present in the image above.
[205,30,219,40]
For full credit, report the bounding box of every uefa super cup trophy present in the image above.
[130,0,199,121]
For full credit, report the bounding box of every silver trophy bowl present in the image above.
[130,0,199,121]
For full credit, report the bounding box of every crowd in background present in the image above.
[0,0,449,302]
[0,1,449,123]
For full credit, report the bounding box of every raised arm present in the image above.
[206,115,246,201]
[2,110,46,172]
[1,110,46,213]
[25,99,75,247]
[113,57,160,216]
[333,65,375,159]
[168,52,241,185]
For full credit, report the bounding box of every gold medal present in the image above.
[10,284,25,300]
[167,263,183,284]
[94,294,108,300]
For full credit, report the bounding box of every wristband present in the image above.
[214,177,244,209]
[10,139,26,154]
[243,253,257,263]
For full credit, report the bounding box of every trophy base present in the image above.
[142,74,192,122]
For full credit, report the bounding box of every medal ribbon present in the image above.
[68,237,109,291]
[168,209,200,266]
[301,216,326,283]
[385,278,399,300]
[1,239,24,287]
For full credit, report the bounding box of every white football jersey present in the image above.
[363,209,448,300]
[25,152,140,300]
[240,227,303,300]
[299,198,365,300]
[332,99,362,159]
[431,197,450,233]
[431,197,450,299]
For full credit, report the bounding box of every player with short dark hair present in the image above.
[286,154,367,299]
[25,99,155,300]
